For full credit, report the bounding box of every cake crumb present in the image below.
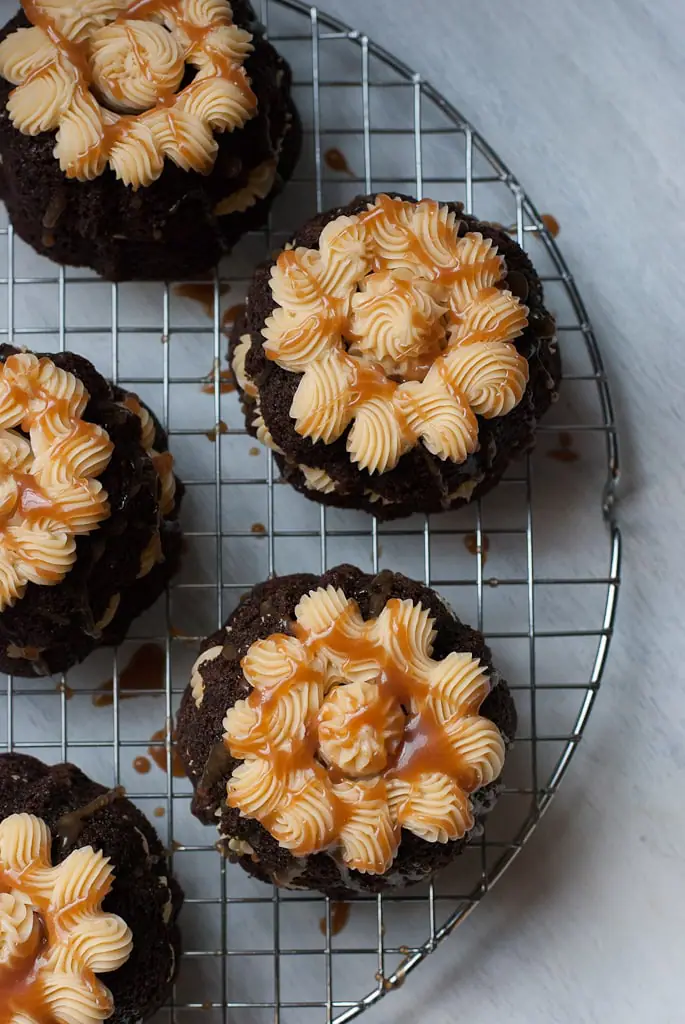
[153,806,165,818]
[57,682,74,700]
[249,446,260,457]
[251,522,266,534]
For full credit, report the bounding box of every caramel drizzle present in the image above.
[226,596,491,858]
[358,194,502,287]
[298,601,487,789]
[0,817,124,1024]
[18,0,257,177]
[263,197,529,472]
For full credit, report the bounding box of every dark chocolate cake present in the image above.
[0,0,300,280]
[177,564,516,897]
[230,193,560,520]
[0,753,182,1024]
[0,345,184,677]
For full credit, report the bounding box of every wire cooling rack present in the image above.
[0,0,621,1021]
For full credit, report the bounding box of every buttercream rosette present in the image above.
[0,0,257,188]
[231,193,560,519]
[0,812,132,1024]
[177,566,516,895]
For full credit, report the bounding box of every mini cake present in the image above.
[230,193,560,519]
[0,753,182,1024]
[176,564,516,896]
[0,345,183,677]
[0,0,300,280]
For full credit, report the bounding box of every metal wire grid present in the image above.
[0,0,621,1021]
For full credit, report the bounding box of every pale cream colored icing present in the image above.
[231,334,258,398]
[0,0,258,188]
[121,394,177,578]
[190,643,223,707]
[0,352,113,612]
[0,813,132,1024]
[299,465,336,494]
[223,586,505,874]
[214,157,277,215]
[261,195,530,473]
[318,680,405,777]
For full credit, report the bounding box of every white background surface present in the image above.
[0,1,680,1022]
[309,1,683,1022]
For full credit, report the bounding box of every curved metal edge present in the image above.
[266,3,623,1021]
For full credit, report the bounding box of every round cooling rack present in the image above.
[0,0,621,1022]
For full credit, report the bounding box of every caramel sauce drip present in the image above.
[546,430,579,463]
[222,302,246,333]
[149,727,186,777]
[133,755,151,774]
[92,642,166,707]
[174,283,231,319]
[463,531,490,564]
[319,900,350,936]
[324,147,353,176]
[540,213,560,238]
[205,420,228,442]
[201,366,235,394]
[54,785,126,852]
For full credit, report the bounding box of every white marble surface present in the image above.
[0,1,679,1022]
[311,1,682,1021]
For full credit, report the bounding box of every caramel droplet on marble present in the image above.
[93,643,166,707]
[464,532,490,564]
[222,302,246,333]
[174,282,231,319]
[133,756,151,775]
[540,213,560,238]
[149,727,186,778]
[319,901,350,937]
[205,420,229,442]
[324,147,353,176]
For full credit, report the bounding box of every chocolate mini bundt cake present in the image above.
[0,0,300,280]
[177,564,516,897]
[230,192,560,520]
[0,753,182,1024]
[0,345,184,677]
